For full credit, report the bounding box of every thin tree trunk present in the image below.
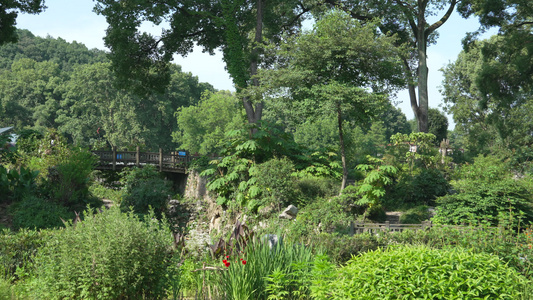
[337,103,347,192]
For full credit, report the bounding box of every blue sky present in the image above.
[16,0,494,129]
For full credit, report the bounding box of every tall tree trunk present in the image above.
[243,0,264,133]
[416,1,429,133]
[337,103,347,192]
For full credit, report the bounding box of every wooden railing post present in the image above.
[112,146,117,171]
[159,148,163,172]
[349,221,354,236]
[385,221,390,232]
[136,146,140,167]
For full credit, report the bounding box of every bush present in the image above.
[388,168,449,207]
[311,245,531,299]
[49,147,99,208]
[0,228,52,281]
[120,166,172,216]
[251,157,297,210]
[296,176,339,205]
[10,195,73,230]
[434,177,533,226]
[400,205,431,224]
[285,196,356,240]
[30,207,175,299]
[306,233,382,264]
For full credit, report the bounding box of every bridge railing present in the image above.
[92,146,193,173]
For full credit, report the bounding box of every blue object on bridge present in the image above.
[117,154,123,160]
[178,151,186,156]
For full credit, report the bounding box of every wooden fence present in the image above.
[349,221,434,235]
[349,221,498,235]
[92,146,194,173]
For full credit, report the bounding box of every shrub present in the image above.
[306,233,382,264]
[29,207,175,299]
[434,154,533,226]
[284,196,356,240]
[400,205,431,224]
[0,228,52,281]
[434,178,533,226]
[49,147,99,208]
[311,245,531,299]
[295,176,339,204]
[120,166,172,216]
[387,168,449,207]
[251,157,297,211]
[10,195,73,230]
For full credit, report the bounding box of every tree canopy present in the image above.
[318,0,458,133]
[254,11,405,190]
[94,0,311,126]
[0,30,213,151]
[0,0,45,46]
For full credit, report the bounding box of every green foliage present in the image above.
[434,155,533,226]
[50,148,99,207]
[120,166,172,216]
[30,207,174,299]
[428,108,449,145]
[390,132,438,170]
[388,168,449,207]
[285,196,356,239]
[254,10,404,190]
[399,205,431,224]
[251,157,297,211]
[0,228,51,281]
[295,176,339,206]
[88,182,124,203]
[354,155,397,214]
[220,238,314,300]
[311,245,531,299]
[10,195,72,230]
[305,233,382,264]
[173,90,244,155]
[0,166,39,202]
[202,122,334,209]
[265,254,335,300]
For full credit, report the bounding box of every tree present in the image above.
[428,108,448,145]
[320,0,458,133]
[441,36,533,158]
[0,1,46,46]
[457,1,533,142]
[173,91,244,155]
[93,0,310,127]
[255,11,404,190]
[0,58,63,131]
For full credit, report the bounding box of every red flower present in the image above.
[222,259,227,264]
[226,255,230,259]
[242,260,247,265]
[240,258,243,261]
[225,262,230,267]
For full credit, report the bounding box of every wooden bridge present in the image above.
[92,147,194,173]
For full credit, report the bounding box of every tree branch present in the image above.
[425,0,457,38]
[394,0,418,38]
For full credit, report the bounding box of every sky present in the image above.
[16,0,495,129]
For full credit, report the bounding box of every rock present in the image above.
[209,215,222,234]
[263,234,279,249]
[279,205,298,220]
[259,203,275,216]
